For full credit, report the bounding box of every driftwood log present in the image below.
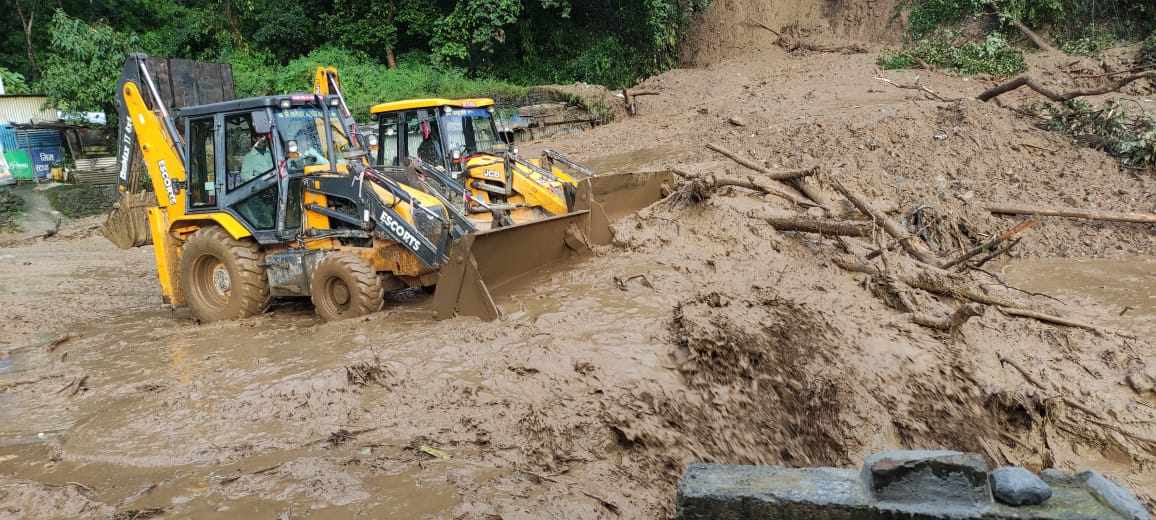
[671,168,816,207]
[977,71,1156,102]
[989,204,1156,224]
[761,215,874,237]
[705,143,819,180]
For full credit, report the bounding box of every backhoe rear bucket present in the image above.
[432,170,674,320]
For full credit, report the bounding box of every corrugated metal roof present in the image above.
[0,125,62,149]
[0,96,58,124]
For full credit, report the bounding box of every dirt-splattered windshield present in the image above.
[274,107,351,171]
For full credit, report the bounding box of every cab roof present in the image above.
[177,93,341,118]
[369,98,494,115]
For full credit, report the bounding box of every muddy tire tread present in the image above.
[311,253,383,321]
[179,226,269,322]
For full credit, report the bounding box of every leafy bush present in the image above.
[1041,99,1156,170]
[879,33,1026,76]
[1140,33,1156,66]
[227,47,528,121]
[0,67,30,95]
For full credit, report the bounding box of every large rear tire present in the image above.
[179,226,270,322]
[310,253,383,322]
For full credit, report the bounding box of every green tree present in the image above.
[36,10,140,116]
[0,67,31,95]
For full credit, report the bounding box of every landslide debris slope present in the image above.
[2,4,1155,519]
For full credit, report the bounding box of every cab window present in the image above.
[403,109,442,167]
[187,117,217,208]
[378,113,400,167]
[224,112,274,190]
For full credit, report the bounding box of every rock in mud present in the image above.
[990,467,1052,506]
[862,450,990,506]
[1077,470,1150,520]
[727,116,746,127]
[1125,370,1155,395]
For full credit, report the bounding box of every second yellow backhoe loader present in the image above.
[112,56,670,323]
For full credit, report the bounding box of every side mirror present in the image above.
[252,111,272,134]
[498,129,515,145]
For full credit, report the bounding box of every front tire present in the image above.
[310,253,383,322]
[179,226,269,322]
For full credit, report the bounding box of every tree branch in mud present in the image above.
[940,218,1039,270]
[671,168,817,207]
[828,179,940,266]
[875,75,957,103]
[704,143,819,181]
[760,215,875,237]
[912,303,986,335]
[977,72,1156,102]
[988,204,1156,224]
[999,307,1103,335]
[833,256,1021,308]
[1009,18,1059,53]
[743,20,868,54]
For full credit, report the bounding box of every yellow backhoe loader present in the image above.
[111,55,670,322]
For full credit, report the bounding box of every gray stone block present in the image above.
[861,449,992,510]
[991,467,1052,506]
[1039,469,1078,486]
[1077,470,1150,520]
[677,461,1135,520]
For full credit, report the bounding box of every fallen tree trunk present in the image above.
[1000,307,1102,335]
[1010,19,1058,53]
[940,218,1039,269]
[762,215,874,237]
[988,204,1156,224]
[829,178,940,265]
[977,71,1156,102]
[705,143,819,180]
[833,257,1021,308]
[672,168,816,207]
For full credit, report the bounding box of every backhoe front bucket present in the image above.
[432,170,674,320]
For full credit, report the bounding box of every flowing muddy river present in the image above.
[1003,257,1156,338]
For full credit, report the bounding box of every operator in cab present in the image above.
[239,134,274,184]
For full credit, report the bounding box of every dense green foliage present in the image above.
[1040,100,1156,170]
[2,0,711,118]
[0,68,30,95]
[879,32,1026,75]
[904,0,1155,49]
[1140,34,1156,66]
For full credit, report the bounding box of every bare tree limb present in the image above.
[977,72,1156,102]
[989,204,1156,224]
[1010,19,1058,53]
[761,215,875,237]
[704,143,818,180]
[940,218,1039,269]
[999,307,1103,335]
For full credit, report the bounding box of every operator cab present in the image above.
[369,98,507,176]
[176,94,354,243]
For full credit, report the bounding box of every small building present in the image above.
[0,95,64,183]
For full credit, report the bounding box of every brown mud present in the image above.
[3,9,1156,518]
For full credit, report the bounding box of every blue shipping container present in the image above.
[29,146,63,180]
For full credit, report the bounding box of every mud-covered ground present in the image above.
[3,25,1156,520]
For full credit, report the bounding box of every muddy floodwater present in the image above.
[1003,257,1156,338]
